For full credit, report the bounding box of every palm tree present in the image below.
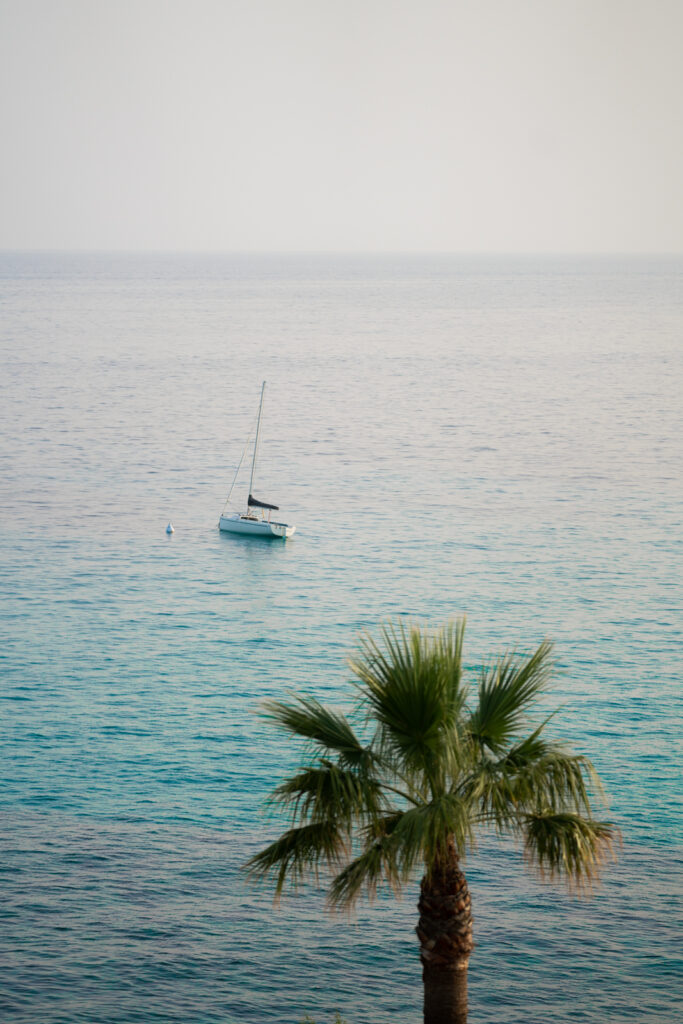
[246,620,617,1024]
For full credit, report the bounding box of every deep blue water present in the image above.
[1,252,681,1022]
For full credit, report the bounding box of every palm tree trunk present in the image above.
[416,837,474,1024]
[422,962,468,1024]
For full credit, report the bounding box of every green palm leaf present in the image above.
[246,820,348,897]
[272,761,385,826]
[328,813,404,907]
[262,695,369,767]
[463,721,602,828]
[350,620,467,783]
[468,640,554,753]
[523,812,617,887]
[392,794,474,870]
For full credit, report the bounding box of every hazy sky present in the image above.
[1,0,681,252]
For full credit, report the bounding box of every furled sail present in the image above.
[248,494,279,511]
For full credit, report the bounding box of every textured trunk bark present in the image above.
[416,836,473,1024]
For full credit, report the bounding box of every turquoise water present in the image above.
[1,252,681,1022]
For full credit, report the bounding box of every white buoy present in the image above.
[166,522,174,534]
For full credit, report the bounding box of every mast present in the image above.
[249,380,266,501]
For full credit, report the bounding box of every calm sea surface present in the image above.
[1,252,681,1023]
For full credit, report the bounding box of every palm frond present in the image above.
[501,723,554,769]
[329,791,476,909]
[261,696,369,767]
[514,752,601,816]
[349,620,467,785]
[245,820,348,897]
[463,722,603,829]
[271,760,385,826]
[523,812,618,888]
[459,758,520,827]
[328,813,404,908]
[388,793,474,870]
[468,640,554,753]
[412,792,475,863]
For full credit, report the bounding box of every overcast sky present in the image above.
[1,0,681,252]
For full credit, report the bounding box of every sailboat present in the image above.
[218,381,296,539]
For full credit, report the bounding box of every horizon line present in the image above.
[1,247,682,258]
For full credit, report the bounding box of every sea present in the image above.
[1,251,681,1024]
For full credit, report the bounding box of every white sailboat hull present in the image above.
[219,514,295,539]
[219,382,296,540]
